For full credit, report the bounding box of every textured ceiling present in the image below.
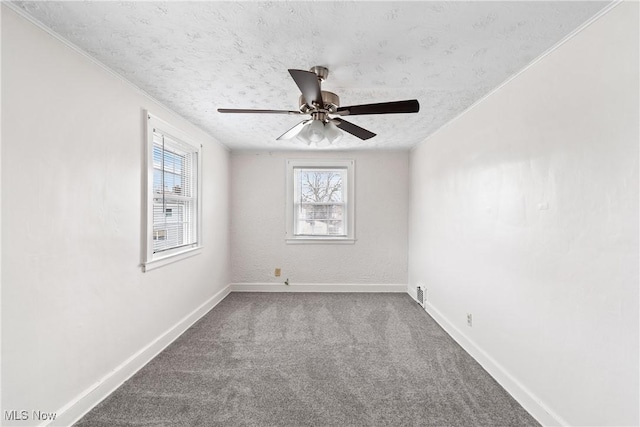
[12,1,610,150]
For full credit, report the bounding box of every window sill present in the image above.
[286,237,356,245]
[142,247,202,272]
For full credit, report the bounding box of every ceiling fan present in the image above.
[218,66,420,145]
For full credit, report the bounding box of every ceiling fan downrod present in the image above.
[309,65,329,82]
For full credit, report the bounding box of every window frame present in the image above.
[285,159,355,244]
[143,112,203,271]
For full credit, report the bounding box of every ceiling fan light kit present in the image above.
[297,119,343,147]
[218,66,420,147]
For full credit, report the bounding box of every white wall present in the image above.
[231,150,408,285]
[408,2,638,426]
[1,6,230,425]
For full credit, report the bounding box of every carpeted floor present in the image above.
[75,293,539,426]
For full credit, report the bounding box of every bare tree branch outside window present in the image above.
[300,171,342,202]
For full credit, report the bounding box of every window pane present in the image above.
[295,203,345,236]
[152,199,194,253]
[154,143,188,195]
[297,169,344,203]
[151,133,197,254]
[163,171,182,194]
[153,169,163,194]
[153,145,163,169]
[293,167,347,236]
[163,150,183,175]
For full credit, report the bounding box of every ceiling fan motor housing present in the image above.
[299,91,340,115]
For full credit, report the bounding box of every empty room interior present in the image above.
[1,1,638,426]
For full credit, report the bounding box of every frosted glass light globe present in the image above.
[324,121,343,145]
[305,120,325,143]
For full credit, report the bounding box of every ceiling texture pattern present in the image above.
[12,1,610,150]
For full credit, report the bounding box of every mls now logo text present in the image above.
[4,410,57,421]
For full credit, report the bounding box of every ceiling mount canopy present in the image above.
[218,65,420,147]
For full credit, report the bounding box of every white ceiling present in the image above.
[12,1,610,151]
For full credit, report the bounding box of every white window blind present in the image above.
[144,113,202,271]
[152,131,198,253]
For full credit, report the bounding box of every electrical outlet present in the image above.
[274,268,281,277]
[467,313,473,327]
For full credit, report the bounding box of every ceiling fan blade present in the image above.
[288,69,323,107]
[218,108,302,115]
[332,118,376,140]
[276,120,311,140]
[336,99,420,116]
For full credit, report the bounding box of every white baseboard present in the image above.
[407,283,418,301]
[421,300,566,427]
[48,284,231,427]
[230,282,406,293]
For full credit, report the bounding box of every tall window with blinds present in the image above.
[144,113,202,271]
[286,159,355,243]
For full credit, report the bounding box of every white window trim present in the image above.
[143,112,203,271]
[285,159,355,244]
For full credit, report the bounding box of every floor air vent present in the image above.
[416,285,425,307]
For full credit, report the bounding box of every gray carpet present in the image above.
[75,293,539,426]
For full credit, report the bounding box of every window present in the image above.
[286,159,355,243]
[144,113,202,271]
